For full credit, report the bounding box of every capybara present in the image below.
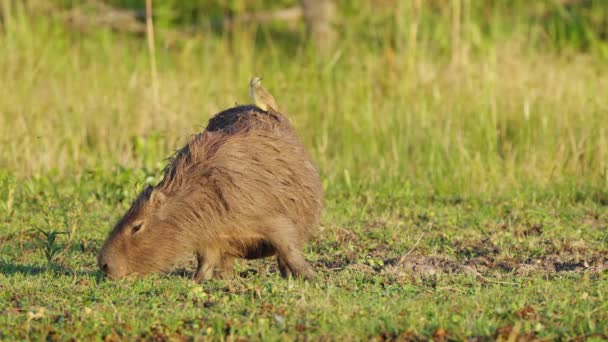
[97,105,323,281]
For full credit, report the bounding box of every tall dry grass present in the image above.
[1,1,607,194]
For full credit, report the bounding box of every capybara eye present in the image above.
[131,223,143,234]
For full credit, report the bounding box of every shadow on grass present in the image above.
[170,266,266,281]
[170,267,195,280]
[0,260,101,279]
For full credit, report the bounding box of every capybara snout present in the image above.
[97,106,323,281]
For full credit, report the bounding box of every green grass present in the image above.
[1,172,607,340]
[1,1,608,340]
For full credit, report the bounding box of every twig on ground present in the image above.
[399,234,424,264]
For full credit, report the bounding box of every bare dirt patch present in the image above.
[334,252,608,279]
[381,256,480,278]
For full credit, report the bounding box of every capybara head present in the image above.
[97,185,178,278]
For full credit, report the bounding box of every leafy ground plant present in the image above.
[33,227,68,268]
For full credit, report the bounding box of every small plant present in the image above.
[34,227,68,268]
[30,202,81,271]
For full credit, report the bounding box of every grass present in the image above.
[1,0,608,340]
[2,172,607,340]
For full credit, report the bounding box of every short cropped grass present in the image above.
[1,172,607,340]
[1,1,608,340]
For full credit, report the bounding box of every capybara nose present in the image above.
[99,261,122,278]
[98,255,127,279]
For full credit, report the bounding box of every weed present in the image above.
[33,227,68,268]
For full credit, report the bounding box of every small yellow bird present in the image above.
[249,77,280,113]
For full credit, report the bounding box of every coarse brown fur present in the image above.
[97,105,323,281]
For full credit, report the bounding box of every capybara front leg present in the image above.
[215,255,234,279]
[194,249,220,282]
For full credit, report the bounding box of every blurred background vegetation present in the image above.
[1,0,607,195]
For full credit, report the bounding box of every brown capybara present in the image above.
[97,105,323,281]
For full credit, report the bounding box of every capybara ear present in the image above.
[150,189,167,208]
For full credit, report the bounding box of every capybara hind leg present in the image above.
[279,249,314,280]
[194,249,220,282]
[277,255,291,278]
[266,217,315,281]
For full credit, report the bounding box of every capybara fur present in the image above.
[97,105,323,281]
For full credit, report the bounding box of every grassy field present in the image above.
[1,1,608,340]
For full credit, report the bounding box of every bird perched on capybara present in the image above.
[250,76,280,114]
[97,105,323,281]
